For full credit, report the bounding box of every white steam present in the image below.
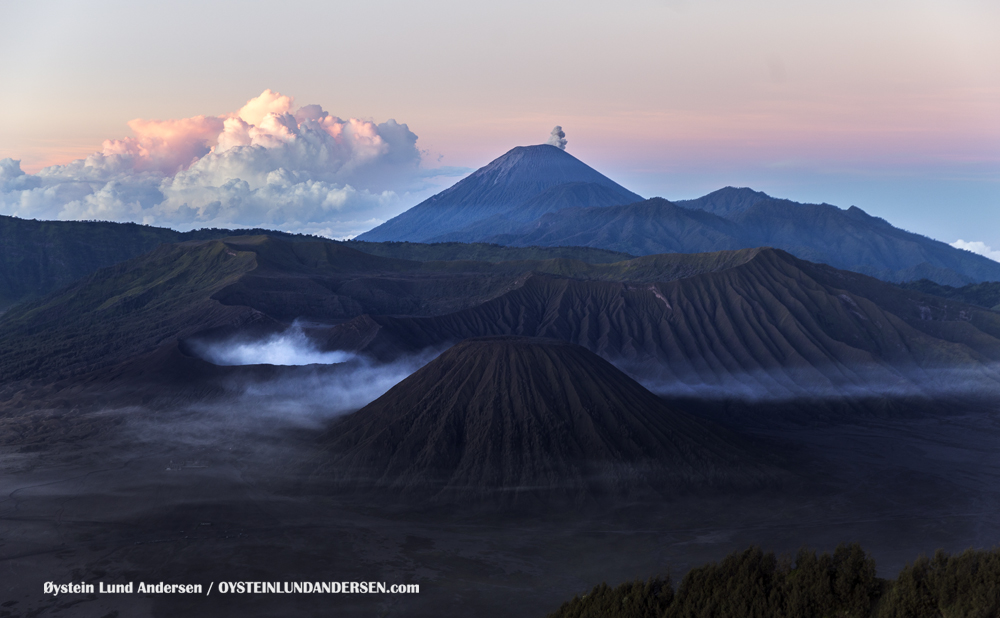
[185,324,445,424]
[239,354,434,422]
[196,323,354,366]
[0,90,466,239]
[546,126,567,150]
[627,362,1000,403]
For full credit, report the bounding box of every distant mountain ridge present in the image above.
[357,144,1000,285]
[356,145,642,243]
[325,246,1000,399]
[0,214,634,312]
[0,215,309,311]
[899,279,1000,311]
[487,193,1000,284]
[503,189,1000,285]
[673,186,772,218]
[6,234,1000,404]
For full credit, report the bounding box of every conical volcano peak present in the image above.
[313,336,776,504]
[467,144,593,186]
[355,144,641,243]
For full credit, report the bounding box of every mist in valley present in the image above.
[627,360,1000,406]
[185,323,444,425]
[5,325,1000,617]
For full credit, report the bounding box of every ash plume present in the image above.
[546,126,567,150]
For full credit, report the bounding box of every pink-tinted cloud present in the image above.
[89,89,413,179]
[101,115,225,175]
[0,90,447,239]
[236,89,294,127]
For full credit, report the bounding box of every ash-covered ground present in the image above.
[2,361,999,617]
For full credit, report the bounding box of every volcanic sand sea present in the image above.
[2,388,1000,617]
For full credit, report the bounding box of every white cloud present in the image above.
[0,90,456,238]
[951,239,1000,263]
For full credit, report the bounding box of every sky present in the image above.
[0,0,997,250]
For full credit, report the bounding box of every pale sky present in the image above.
[1,0,997,247]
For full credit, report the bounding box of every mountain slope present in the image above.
[356,145,641,243]
[343,239,632,263]
[899,279,1000,311]
[0,213,640,314]
[313,337,773,502]
[0,216,184,311]
[490,198,745,255]
[0,235,431,381]
[673,186,771,218]
[353,136,999,286]
[425,182,645,243]
[0,215,315,311]
[0,239,265,382]
[0,235,679,382]
[484,196,1000,285]
[729,198,1000,284]
[325,248,1000,398]
[7,234,1000,403]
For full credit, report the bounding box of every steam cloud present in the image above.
[626,362,1000,403]
[0,90,464,238]
[546,126,567,150]
[951,239,1000,263]
[237,354,433,422]
[186,324,443,424]
[193,323,355,366]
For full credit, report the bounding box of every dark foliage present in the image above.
[0,215,308,310]
[551,578,674,618]
[899,279,1000,311]
[548,545,1000,618]
[343,239,632,264]
[666,544,877,618]
[0,213,632,313]
[877,549,1000,618]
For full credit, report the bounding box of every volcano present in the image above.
[313,337,773,503]
[356,144,642,243]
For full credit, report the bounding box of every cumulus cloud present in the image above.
[951,239,1000,263]
[546,126,567,150]
[0,90,445,238]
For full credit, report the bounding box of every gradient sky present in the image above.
[1,0,997,249]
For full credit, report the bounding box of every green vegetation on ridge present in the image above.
[0,233,658,382]
[899,279,1000,312]
[549,544,1000,618]
[0,240,261,381]
[0,213,640,312]
[0,214,311,310]
[344,239,632,264]
[6,232,1000,402]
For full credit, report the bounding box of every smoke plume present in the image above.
[546,126,567,150]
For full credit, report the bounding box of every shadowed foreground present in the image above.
[548,544,1000,618]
